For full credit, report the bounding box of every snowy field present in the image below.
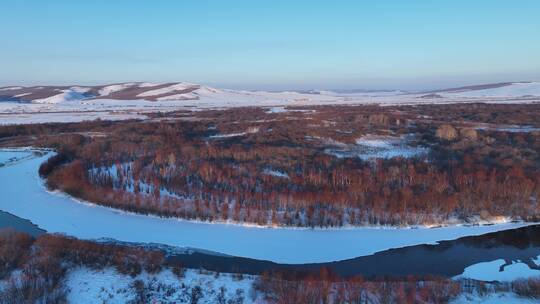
[456,257,540,282]
[0,111,148,125]
[64,267,540,304]
[0,149,535,264]
[6,264,538,303]
[1,81,539,125]
[65,267,539,304]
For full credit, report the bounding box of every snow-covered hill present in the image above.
[428,82,540,98]
[1,81,539,124]
[2,81,540,105]
[0,82,350,114]
[0,82,225,104]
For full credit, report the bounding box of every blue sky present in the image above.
[1,0,539,90]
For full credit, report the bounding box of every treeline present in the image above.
[255,270,540,304]
[254,270,461,304]
[4,104,540,227]
[45,147,540,227]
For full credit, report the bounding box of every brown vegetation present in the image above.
[2,103,540,227]
[0,229,164,303]
[1,229,539,303]
[436,124,458,141]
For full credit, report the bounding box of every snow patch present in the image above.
[266,106,288,113]
[496,126,540,133]
[475,124,540,133]
[98,83,136,96]
[138,82,163,88]
[209,132,247,138]
[0,86,23,91]
[327,135,429,160]
[456,257,540,282]
[262,169,289,179]
[137,83,198,97]
[209,127,259,139]
[13,93,31,98]
[451,292,539,304]
[156,92,198,101]
[33,88,91,104]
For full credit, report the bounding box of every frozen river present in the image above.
[0,148,534,264]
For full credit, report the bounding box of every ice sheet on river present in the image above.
[0,149,533,264]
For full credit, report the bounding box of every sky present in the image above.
[1,0,539,90]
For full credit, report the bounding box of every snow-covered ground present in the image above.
[474,123,540,133]
[456,257,540,282]
[33,87,92,104]
[98,83,137,96]
[326,135,428,160]
[441,82,540,98]
[209,132,249,138]
[1,81,539,125]
[137,82,199,97]
[63,267,540,304]
[0,111,148,125]
[0,149,535,264]
[65,267,255,304]
[262,168,289,179]
[208,127,259,139]
[494,126,540,133]
[451,292,539,304]
[5,264,539,304]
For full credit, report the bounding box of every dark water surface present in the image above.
[166,224,540,278]
[0,210,45,236]
[1,208,538,279]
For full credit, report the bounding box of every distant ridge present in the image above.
[422,81,540,97]
[1,81,540,105]
[0,82,219,104]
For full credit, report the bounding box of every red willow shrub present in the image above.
[4,104,539,227]
[254,270,461,304]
